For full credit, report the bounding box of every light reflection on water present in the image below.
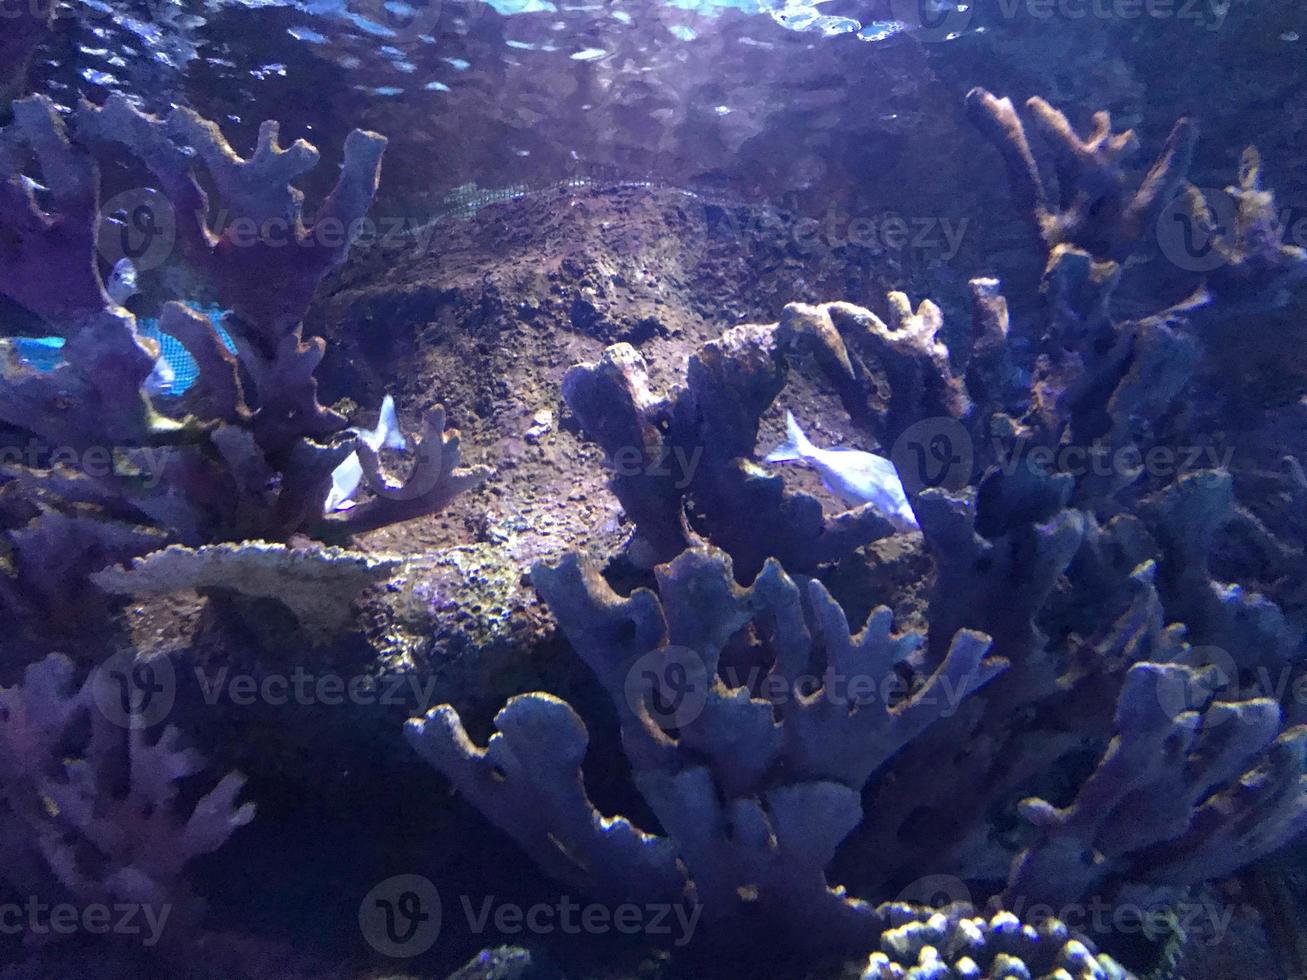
[28,0,976,220]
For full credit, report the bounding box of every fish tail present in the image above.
[377,395,408,450]
[764,410,813,463]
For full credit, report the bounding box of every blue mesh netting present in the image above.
[10,304,235,396]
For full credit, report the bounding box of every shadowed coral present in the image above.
[1005,663,1307,909]
[966,88,1196,262]
[0,653,254,927]
[409,545,1002,953]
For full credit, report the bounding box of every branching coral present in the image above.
[408,89,1307,973]
[561,318,898,577]
[0,94,489,644]
[965,88,1196,263]
[409,545,1002,953]
[0,653,254,927]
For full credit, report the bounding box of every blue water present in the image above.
[13,305,235,396]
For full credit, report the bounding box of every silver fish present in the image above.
[107,258,139,306]
[325,395,408,512]
[764,411,918,531]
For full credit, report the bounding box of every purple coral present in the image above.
[0,654,254,929]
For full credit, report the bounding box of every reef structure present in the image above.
[407,90,1307,972]
[0,95,489,647]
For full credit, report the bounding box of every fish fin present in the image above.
[371,394,408,451]
[325,451,364,512]
[764,410,813,463]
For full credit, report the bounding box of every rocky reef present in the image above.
[1,59,1306,980]
[0,93,489,653]
[406,91,1307,976]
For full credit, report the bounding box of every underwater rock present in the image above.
[91,541,402,644]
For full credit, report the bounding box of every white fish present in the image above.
[142,351,175,397]
[107,258,139,306]
[764,411,918,531]
[107,258,174,396]
[324,395,408,512]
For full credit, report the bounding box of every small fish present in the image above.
[107,257,176,395]
[107,258,139,306]
[142,352,175,397]
[764,411,918,530]
[324,395,408,512]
